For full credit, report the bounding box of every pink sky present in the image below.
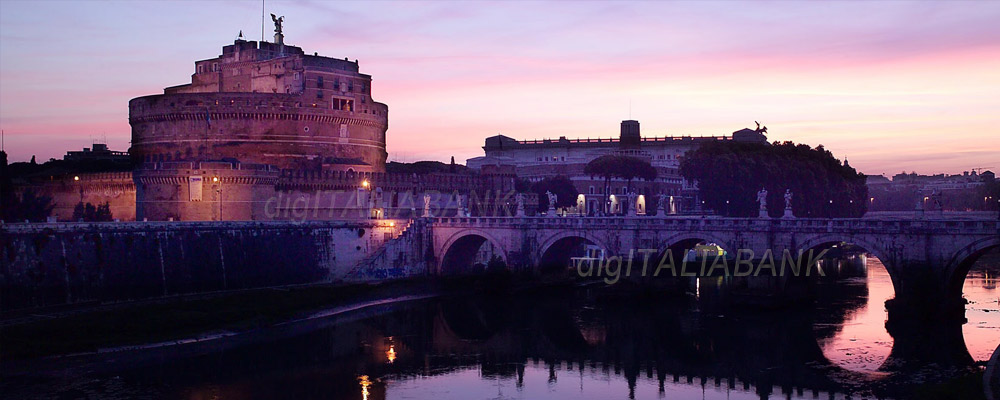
[1,1,998,176]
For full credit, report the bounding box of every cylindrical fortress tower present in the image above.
[129,36,389,221]
[130,92,387,171]
[129,39,388,173]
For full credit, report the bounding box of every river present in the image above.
[3,254,998,399]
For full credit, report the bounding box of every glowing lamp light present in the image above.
[362,179,370,189]
[212,176,219,182]
[73,176,80,181]
[386,345,396,364]
[389,222,395,227]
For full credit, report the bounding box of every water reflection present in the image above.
[816,256,893,373]
[965,267,1000,361]
[4,254,999,399]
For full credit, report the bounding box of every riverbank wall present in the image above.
[0,220,429,310]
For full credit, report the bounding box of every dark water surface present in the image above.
[3,257,999,400]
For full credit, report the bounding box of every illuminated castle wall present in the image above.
[129,39,388,172]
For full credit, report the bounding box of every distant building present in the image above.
[868,169,996,211]
[63,143,129,163]
[467,120,767,215]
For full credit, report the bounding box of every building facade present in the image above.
[466,120,766,215]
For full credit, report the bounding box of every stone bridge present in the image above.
[422,216,999,310]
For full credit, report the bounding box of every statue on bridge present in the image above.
[457,194,468,217]
[757,188,769,218]
[515,192,525,217]
[782,189,795,219]
[422,194,432,218]
[546,191,558,217]
[627,191,638,217]
[658,194,668,216]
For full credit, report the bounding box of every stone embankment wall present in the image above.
[0,220,429,310]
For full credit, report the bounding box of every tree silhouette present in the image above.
[72,202,114,222]
[530,175,579,211]
[3,190,55,222]
[680,141,867,218]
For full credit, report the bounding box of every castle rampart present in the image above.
[134,162,280,221]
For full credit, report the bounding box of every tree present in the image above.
[3,190,55,222]
[584,155,658,214]
[530,175,579,211]
[72,202,114,222]
[680,141,867,218]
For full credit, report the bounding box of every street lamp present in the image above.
[362,179,370,189]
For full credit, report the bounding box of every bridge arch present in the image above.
[796,234,892,263]
[943,236,1000,299]
[537,231,613,273]
[437,229,508,276]
[796,233,898,291]
[659,232,735,255]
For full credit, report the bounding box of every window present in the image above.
[294,72,300,80]
[589,186,595,195]
[316,91,323,99]
[332,98,354,112]
[317,76,324,88]
[197,65,204,74]
[212,63,218,72]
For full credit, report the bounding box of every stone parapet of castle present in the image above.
[134,161,281,221]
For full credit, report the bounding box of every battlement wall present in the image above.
[134,162,281,221]
[12,172,137,222]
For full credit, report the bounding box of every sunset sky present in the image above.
[1,0,998,176]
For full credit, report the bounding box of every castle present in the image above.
[11,22,515,222]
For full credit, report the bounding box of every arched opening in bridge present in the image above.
[803,240,896,373]
[949,244,1000,363]
[658,237,733,298]
[439,234,505,276]
[539,236,603,275]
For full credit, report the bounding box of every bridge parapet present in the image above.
[427,216,998,235]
